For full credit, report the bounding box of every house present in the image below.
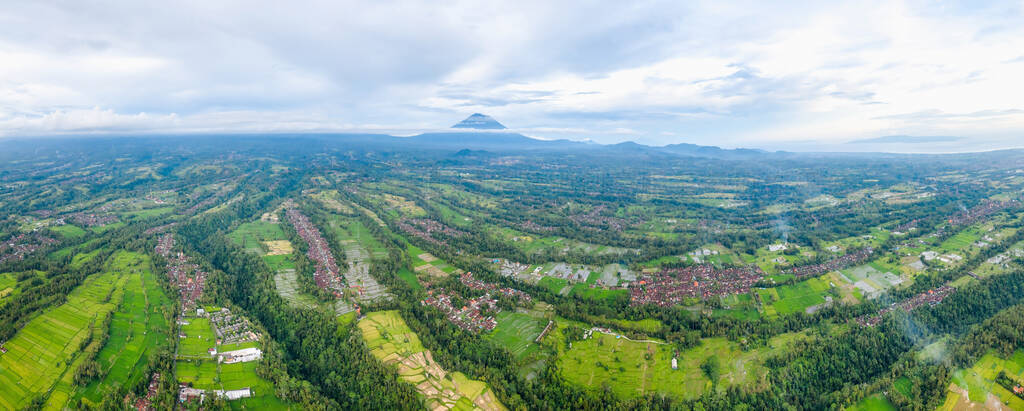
[179,386,205,403]
[671,357,678,370]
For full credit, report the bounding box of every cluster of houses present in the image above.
[782,247,874,279]
[156,235,207,311]
[629,265,764,306]
[144,190,174,204]
[132,372,161,410]
[496,259,530,278]
[397,217,467,246]
[421,290,499,332]
[459,272,532,303]
[207,308,259,347]
[948,200,1016,226]
[69,211,118,227]
[856,286,956,327]
[285,206,345,295]
[155,233,175,257]
[519,220,556,232]
[568,205,626,231]
[0,233,57,264]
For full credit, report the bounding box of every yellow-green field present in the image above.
[359,310,506,411]
[938,350,1024,410]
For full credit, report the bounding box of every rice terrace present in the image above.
[3,3,1024,408]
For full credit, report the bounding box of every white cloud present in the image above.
[0,0,1021,150]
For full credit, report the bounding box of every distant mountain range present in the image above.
[848,135,962,144]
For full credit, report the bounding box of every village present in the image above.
[856,286,956,327]
[421,290,499,332]
[285,205,346,295]
[0,233,57,264]
[459,272,532,303]
[947,199,1017,226]
[782,247,874,279]
[156,234,208,311]
[629,265,763,307]
[397,217,468,246]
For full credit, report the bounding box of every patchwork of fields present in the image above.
[937,350,1024,411]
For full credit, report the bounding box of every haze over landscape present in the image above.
[2,0,1023,151]
[4,2,1024,411]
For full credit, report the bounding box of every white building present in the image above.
[214,388,252,400]
[218,347,262,364]
[671,358,678,370]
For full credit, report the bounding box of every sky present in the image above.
[1,0,1023,151]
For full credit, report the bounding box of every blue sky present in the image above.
[1,0,1023,151]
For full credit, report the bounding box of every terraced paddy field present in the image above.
[551,320,807,400]
[487,312,545,360]
[359,310,506,411]
[329,217,388,259]
[937,350,1024,411]
[69,261,173,408]
[273,269,319,310]
[0,251,143,410]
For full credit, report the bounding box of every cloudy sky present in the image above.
[2,0,1023,151]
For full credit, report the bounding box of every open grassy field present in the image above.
[0,251,142,410]
[228,220,289,255]
[713,293,761,320]
[552,319,807,400]
[359,310,506,411]
[754,275,833,317]
[50,224,87,239]
[847,394,897,411]
[537,277,570,295]
[178,317,216,358]
[120,206,175,219]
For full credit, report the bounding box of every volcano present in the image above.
[451,113,507,130]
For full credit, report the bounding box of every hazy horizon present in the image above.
[2,1,1023,151]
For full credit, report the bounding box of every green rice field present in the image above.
[0,251,143,410]
[487,312,545,360]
